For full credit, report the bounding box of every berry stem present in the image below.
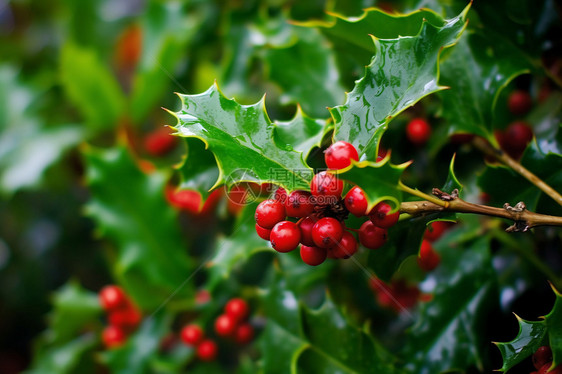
[472,136,562,207]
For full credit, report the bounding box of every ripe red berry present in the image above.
[274,187,287,203]
[369,202,399,228]
[270,221,301,253]
[330,231,358,259]
[200,189,224,215]
[167,188,202,214]
[255,199,286,229]
[102,325,127,348]
[234,323,254,345]
[508,90,533,116]
[358,221,387,249]
[423,221,453,242]
[299,215,318,246]
[344,186,368,217]
[406,118,431,145]
[255,224,272,240]
[300,245,328,266]
[180,324,205,346]
[227,185,248,215]
[99,285,128,311]
[417,240,440,271]
[215,314,237,337]
[196,339,218,361]
[324,141,359,170]
[225,298,249,322]
[107,306,142,332]
[310,171,344,201]
[285,190,314,218]
[502,121,533,158]
[144,127,177,156]
[533,346,553,370]
[312,217,344,249]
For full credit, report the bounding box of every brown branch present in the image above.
[400,191,562,232]
[472,136,562,207]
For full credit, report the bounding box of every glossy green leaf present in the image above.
[494,316,547,372]
[330,7,469,159]
[84,145,193,309]
[171,83,318,191]
[60,43,126,132]
[337,157,411,212]
[178,137,219,200]
[403,236,496,374]
[544,285,562,367]
[26,334,97,374]
[439,30,532,139]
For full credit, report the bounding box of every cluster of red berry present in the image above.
[98,285,142,348]
[417,221,454,272]
[530,346,560,374]
[180,298,254,362]
[254,141,400,266]
[495,89,534,159]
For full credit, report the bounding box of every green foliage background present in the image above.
[0,0,561,373]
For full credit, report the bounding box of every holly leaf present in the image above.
[493,316,547,372]
[337,157,411,212]
[438,29,532,139]
[171,83,318,191]
[544,284,562,367]
[178,137,219,200]
[84,145,193,310]
[329,6,469,159]
[403,236,496,374]
[26,334,98,374]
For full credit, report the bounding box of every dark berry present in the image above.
[285,190,314,218]
[255,200,286,229]
[225,298,249,322]
[496,121,533,159]
[417,240,440,271]
[539,363,562,374]
[234,323,254,345]
[180,324,204,346]
[423,221,453,242]
[102,325,127,348]
[325,141,359,170]
[299,215,318,246]
[270,221,301,252]
[358,221,387,249]
[330,231,358,259]
[196,339,218,361]
[255,224,272,240]
[144,127,177,156]
[406,118,431,145]
[508,90,533,116]
[215,314,237,337]
[300,245,328,266]
[344,187,368,217]
[99,285,128,311]
[312,217,344,249]
[310,171,344,201]
[369,202,399,228]
[533,346,553,370]
[449,133,475,144]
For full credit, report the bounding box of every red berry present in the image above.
[196,339,218,361]
[225,298,249,322]
[504,121,533,158]
[406,118,431,145]
[115,24,142,70]
[255,224,272,240]
[167,188,202,214]
[270,221,301,253]
[533,346,553,370]
[215,314,237,337]
[312,217,344,249]
[300,245,328,266]
[285,190,314,218]
[227,185,248,215]
[299,215,318,246]
[369,202,399,228]
[255,200,286,229]
[417,240,440,271]
[423,221,453,242]
[310,171,344,202]
[102,325,127,348]
[274,187,287,203]
[195,290,211,305]
[107,306,142,332]
[358,221,387,249]
[344,186,368,217]
[144,127,177,156]
[234,323,254,345]
[330,231,358,259]
[324,141,359,170]
[180,324,205,346]
[540,363,562,374]
[99,285,128,311]
[508,90,533,116]
[201,189,224,215]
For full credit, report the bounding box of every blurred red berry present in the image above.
[508,90,533,116]
[102,325,127,349]
[144,127,177,156]
[225,298,249,322]
[99,285,128,311]
[180,324,204,346]
[196,339,218,361]
[406,118,431,145]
